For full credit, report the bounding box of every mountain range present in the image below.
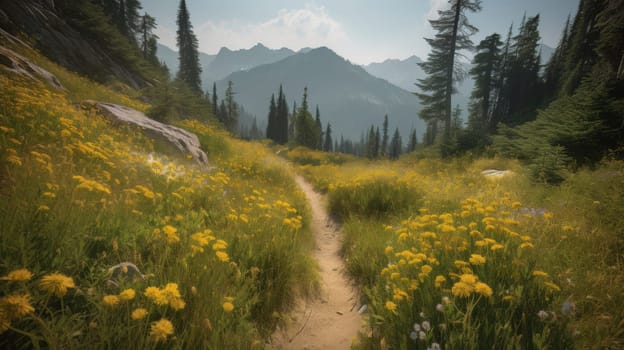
[214,47,424,141]
[156,42,554,141]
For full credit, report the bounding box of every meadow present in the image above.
[1,43,622,349]
[290,148,624,349]
[0,50,317,348]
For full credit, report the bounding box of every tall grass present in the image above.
[298,155,623,349]
[0,58,317,348]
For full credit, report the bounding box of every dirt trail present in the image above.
[272,176,361,349]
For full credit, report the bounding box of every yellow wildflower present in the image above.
[1,268,33,282]
[459,274,478,285]
[212,240,228,251]
[490,243,504,251]
[469,254,486,265]
[434,275,446,288]
[451,282,473,298]
[222,301,235,313]
[150,318,174,342]
[162,283,182,301]
[385,301,397,313]
[119,288,136,301]
[131,308,148,320]
[162,225,180,244]
[170,298,186,311]
[543,282,561,292]
[474,282,493,297]
[144,286,168,306]
[103,295,120,306]
[421,265,433,274]
[532,270,549,278]
[39,273,75,297]
[215,251,230,262]
[1,294,34,318]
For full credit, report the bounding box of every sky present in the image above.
[141,0,579,65]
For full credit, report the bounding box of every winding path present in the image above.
[272,176,361,349]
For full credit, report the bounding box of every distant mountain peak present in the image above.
[251,43,267,50]
[218,47,232,55]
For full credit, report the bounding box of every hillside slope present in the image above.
[217,47,425,140]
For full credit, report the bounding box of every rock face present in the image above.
[87,101,209,167]
[0,42,65,90]
[0,1,148,89]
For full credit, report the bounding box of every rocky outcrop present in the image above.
[0,0,148,89]
[85,101,209,167]
[0,43,65,90]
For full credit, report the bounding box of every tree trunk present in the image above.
[445,0,462,145]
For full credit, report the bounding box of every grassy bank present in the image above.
[292,147,623,349]
[0,52,317,348]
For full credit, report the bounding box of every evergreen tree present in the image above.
[251,117,261,140]
[468,33,503,134]
[315,105,323,150]
[218,100,227,124]
[294,87,317,148]
[176,0,202,93]
[374,126,381,158]
[381,114,389,157]
[266,93,277,141]
[288,101,297,143]
[416,0,481,155]
[389,128,402,160]
[407,129,418,152]
[139,13,158,63]
[544,15,571,100]
[324,123,333,152]
[505,15,542,123]
[491,24,514,129]
[224,80,238,133]
[366,125,376,159]
[276,85,289,144]
[212,83,218,117]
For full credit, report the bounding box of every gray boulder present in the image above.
[86,101,209,167]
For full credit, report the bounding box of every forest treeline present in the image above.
[46,0,624,182]
[416,0,623,182]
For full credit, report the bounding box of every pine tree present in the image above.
[294,87,317,148]
[561,0,603,95]
[366,125,376,159]
[266,93,277,141]
[407,129,418,152]
[324,123,333,152]
[139,13,158,63]
[544,15,571,100]
[276,85,289,144]
[224,80,238,133]
[416,0,481,156]
[389,128,402,160]
[491,24,514,129]
[468,33,503,135]
[505,14,542,123]
[212,83,218,117]
[218,100,227,124]
[315,105,323,150]
[176,0,202,93]
[374,126,381,158]
[381,114,389,157]
[288,101,297,143]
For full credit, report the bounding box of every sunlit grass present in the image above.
[0,56,317,347]
[299,152,623,349]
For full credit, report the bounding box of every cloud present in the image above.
[186,5,349,55]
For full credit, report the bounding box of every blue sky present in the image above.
[142,0,579,65]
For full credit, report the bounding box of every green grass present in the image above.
[300,155,623,349]
[0,51,317,348]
